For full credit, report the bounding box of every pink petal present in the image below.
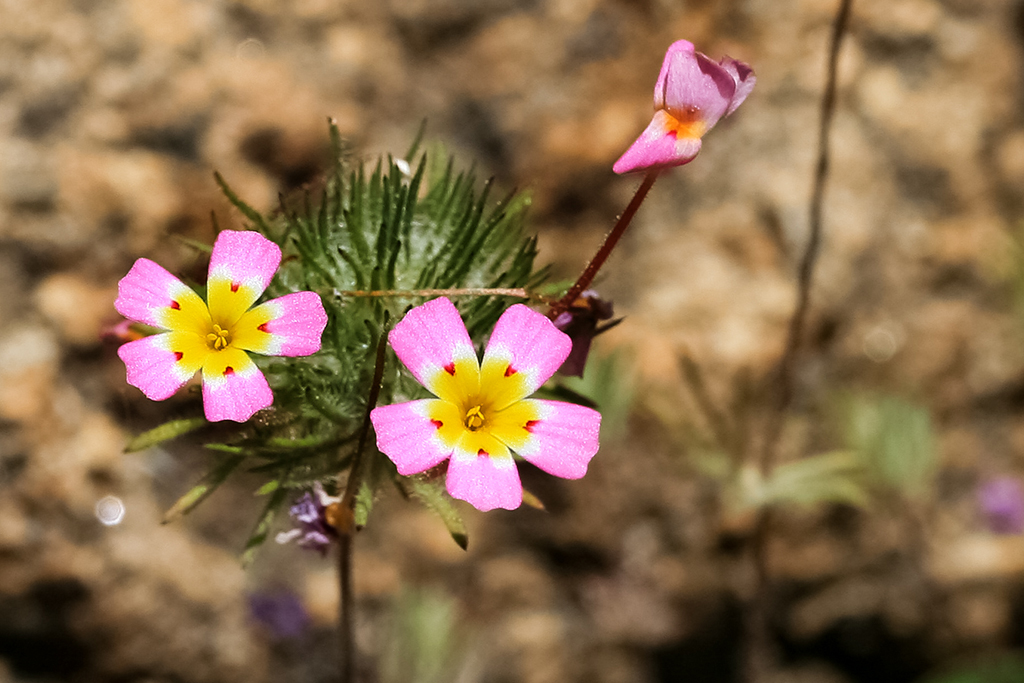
[656,40,736,131]
[115,258,194,328]
[720,56,756,116]
[514,400,601,479]
[201,351,273,422]
[371,400,455,475]
[233,291,328,356]
[118,333,196,400]
[613,110,703,174]
[208,231,282,303]
[446,446,522,511]
[388,297,477,392]
[481,304,571,400]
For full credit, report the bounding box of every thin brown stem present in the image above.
[745,2,855,682]
[548,170,659,319]
[334,317,391,683]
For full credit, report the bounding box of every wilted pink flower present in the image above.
[115,230,328,422]
[370,297,601,511]
[614,40,755,174]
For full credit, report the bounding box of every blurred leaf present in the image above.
[380,588,466,683]
[124,417,207,453]
[162,454,245,523]
[241,484,290,566]
[741,450,869,509]
[838,393,936,497]
[521,488,546,511]
[919,653,1024,683]
[556,349,636,442]
[402,476,468,550]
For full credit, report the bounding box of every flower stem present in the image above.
[335,314,391,683]
[334,287,544,301]
[744,1,854,681]
[548,170,659,319]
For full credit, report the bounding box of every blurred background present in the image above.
[4,0,1024,681]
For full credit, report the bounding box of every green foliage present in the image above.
[732,451,869,511]
[124,417,208,453]
[835,393,937,498]
[142,122,548,553]
[919,654,1024,683]
[380,588,468,683]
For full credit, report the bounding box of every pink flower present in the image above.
[370,298,602,511]
[613,40,755,174]
[115,230,328,422]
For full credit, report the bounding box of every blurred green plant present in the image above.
[834,392,938,499]
[379,588,469,683]
[918,653,1024,683]
[128,121,554,554]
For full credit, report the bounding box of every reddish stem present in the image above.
[549,170,659,319]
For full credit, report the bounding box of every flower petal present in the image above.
[656,40,735,131]
[115,258,210,334]
[370,399,459,475]
[389,297,479,403]
[118,332,206,401]
[207,231,282,327]
[613,110,703,174]
[507,400,600,479]
[201,347,273,422]
[232,291,328,356]
[480,304,571,410]
[720,56,756,116]
[446,434,522,511]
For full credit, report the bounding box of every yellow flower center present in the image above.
[662,105,707,140]
[206,323,231,351]
[464,405,485,431]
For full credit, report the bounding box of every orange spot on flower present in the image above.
[444,363,456,375]
[662,106,707,140]
[525,420,539,432]
[170,300,180,310]
[230,282,240,293]
[224,366,235,375]
[477,449,488,457]
[431,419,443,429]
[174,351,183,361]
[504,364,517,377]
[258,322,269,333]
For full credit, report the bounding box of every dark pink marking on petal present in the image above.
[224,366,234,375]
[230,282,240,293]
[443,362,456,376]
[525,419,539,432]
[504,364,517,377]
[170,300,180,310]
[431,419,444,429]
[477,448,488,457]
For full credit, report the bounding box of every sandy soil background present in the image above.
[4,0,1024,681]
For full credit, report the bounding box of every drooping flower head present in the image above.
[614,40,755,174]
[115,230,328,422]
[370,298,602,511]
[553,290,618,378]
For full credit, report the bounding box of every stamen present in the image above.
[464,406,485,431]
[207,323,231,351]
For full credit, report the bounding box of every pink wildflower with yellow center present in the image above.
[370,297,601,511]
[115,230,328,422]
[613,40,755,174]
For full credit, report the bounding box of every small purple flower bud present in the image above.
[554,290,618,378]
[978,477,1024,534]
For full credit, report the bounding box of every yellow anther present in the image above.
[465,405,485,431]
[207,324,230,351]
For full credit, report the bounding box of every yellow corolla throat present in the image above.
[660,106,707,140]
